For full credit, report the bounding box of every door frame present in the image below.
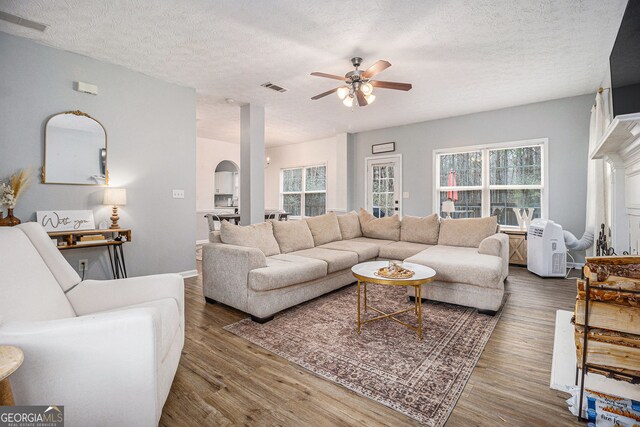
[364,154,403,217]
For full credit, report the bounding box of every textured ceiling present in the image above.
[0,0,628,146]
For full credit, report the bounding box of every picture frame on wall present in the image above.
[372,142,395,154]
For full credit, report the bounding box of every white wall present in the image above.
[0,33,197,279]
[196,137,239,242]
[265,134,349,215]
[351,94,594,261]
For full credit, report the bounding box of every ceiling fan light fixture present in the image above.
[365,93,376,104]
[343,96,354,107]
[336,86,349,100]
[361,82,373,95]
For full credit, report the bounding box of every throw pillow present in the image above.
[336,211,362,240]
[400,214,440,245]
[271,220,315,253]
[305,212,342,246]
[437,216,498,248]
[358,208,400,241]
[219,221,280,256]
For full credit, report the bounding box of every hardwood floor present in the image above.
[160,263,583,426]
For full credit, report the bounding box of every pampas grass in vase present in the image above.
[0,168,32,226]
[9,168,32,207]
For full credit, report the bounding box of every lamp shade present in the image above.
[442,200,455,213]
[103,188,127,206]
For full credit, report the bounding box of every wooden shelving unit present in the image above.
[48,228,131,249]
[574,256,640,420]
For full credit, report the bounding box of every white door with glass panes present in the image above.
[365,155,402,218]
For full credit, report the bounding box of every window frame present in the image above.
[280,163,327,219]
[432,138,549,229]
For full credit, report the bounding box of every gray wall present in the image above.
[0,33,197,279]
[351,94,594,258]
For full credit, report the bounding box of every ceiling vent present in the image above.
[0,11,47,32]
[261,82,288,93]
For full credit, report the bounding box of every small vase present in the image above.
[0,208,21,227]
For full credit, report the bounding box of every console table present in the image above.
[48,228,131,279]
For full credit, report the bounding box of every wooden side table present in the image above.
[502,229,528,266]
[0,346,24,406]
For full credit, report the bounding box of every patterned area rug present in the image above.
[225,284,505,426]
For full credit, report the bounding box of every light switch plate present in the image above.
[403,192,410,198]
[172,189,185,199]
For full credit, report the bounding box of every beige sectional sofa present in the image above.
[202,209,509,323]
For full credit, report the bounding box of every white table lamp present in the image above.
[442,200,455,219]
[103,188,127,229]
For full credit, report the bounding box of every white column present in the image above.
[335,133,349,212]
[240,104,265,225]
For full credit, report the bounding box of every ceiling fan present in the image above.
[310,57,412,107]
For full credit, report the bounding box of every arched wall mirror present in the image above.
[43,110,108,185]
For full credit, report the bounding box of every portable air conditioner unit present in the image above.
[527,219,567,277]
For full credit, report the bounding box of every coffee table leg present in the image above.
[416,285,423,341]
[364,282,367,312]
[357,280,361,335]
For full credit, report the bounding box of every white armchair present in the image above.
[0,223,184,426]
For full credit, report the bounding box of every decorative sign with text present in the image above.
[37,210,96,232]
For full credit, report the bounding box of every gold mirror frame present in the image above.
[42,110,109,186]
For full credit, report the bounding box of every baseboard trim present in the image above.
[180,269,198,278]
[196,239,209,245]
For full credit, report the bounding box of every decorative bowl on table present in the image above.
[374,261,415,279]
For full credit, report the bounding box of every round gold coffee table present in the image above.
[0,345,24,406]
[351,261,436,340]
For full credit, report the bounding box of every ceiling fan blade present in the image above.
[370,80,412,91]
[311,87,340,100]
[356,90,368,106]
[362,60,391,78]
[310,72,345,81]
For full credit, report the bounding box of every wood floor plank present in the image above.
[160,264,583,426]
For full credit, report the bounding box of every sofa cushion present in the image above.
[400,214,440,245]
[319,240,379,262]
[18,222,81,292]
[337,211,362,240]
[358,208,400,241]
[219,221,280,256]
[272,220,315,254]
[305,212,342,246]
[437,216,498,248]
[406,245,503,289]
[378,241,433,260]
[0,227,77,322]
[290,247,359,274]
[249,254,327,292]
[349,236,396,248]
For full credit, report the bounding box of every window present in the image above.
[281,165,326,217]
[434,139,547,227]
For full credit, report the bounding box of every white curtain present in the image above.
[585,91,611,256]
